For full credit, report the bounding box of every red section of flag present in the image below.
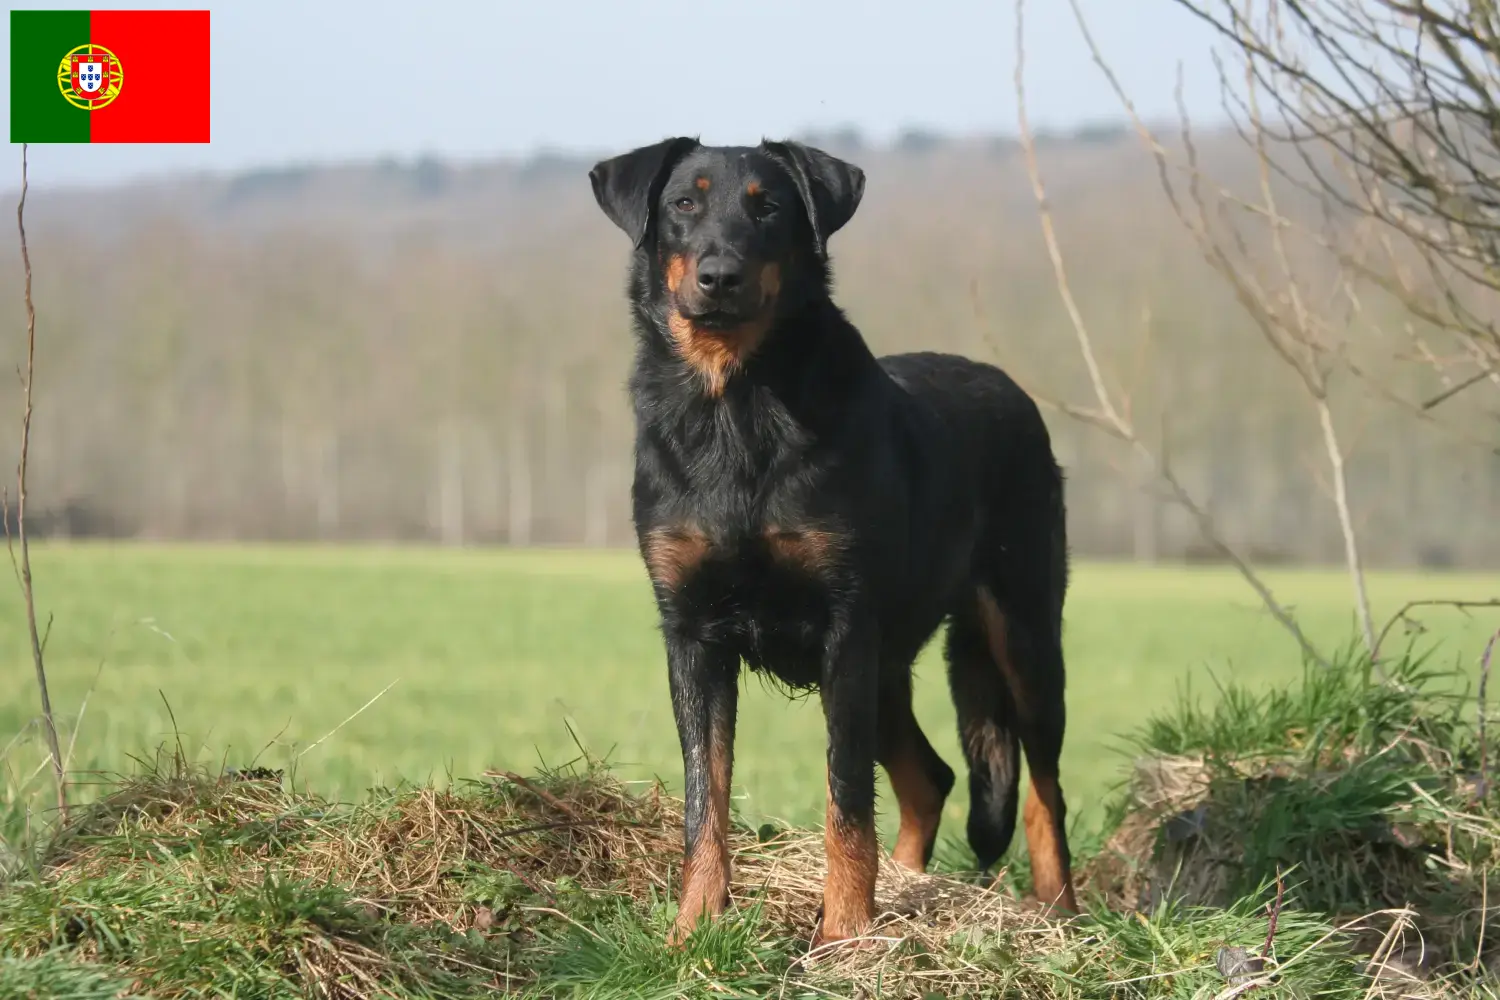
[89,10,210,143]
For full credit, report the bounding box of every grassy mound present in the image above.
[1090,646,1499,992]
[0,647,1494,997]
[0,753,1063,998]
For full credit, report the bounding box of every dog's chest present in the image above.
[645,519,844,685]
[635,381,858,683]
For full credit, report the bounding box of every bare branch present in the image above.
[1169,0,1500,380]
[1070,0,1393,663]
[1019,0,1331,668]
[1013,7,1127,437]
[10,144,66,823]
[1478,628,1498,802]
[1420,367,1493,409]
[1314,398,1378,657]
[1373,597,1500,659]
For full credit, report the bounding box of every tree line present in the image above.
[0,129,1493,567]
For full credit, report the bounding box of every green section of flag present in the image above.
[10,10,93,143]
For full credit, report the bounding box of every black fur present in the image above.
[589,137,1076,939]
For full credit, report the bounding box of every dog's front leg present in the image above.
[666,634,739,946]
[813,617,880,947]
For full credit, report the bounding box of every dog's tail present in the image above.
[944,593,1022,869]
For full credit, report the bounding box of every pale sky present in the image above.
[3,0,1227,189]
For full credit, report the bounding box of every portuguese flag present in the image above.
[9,10,210,143]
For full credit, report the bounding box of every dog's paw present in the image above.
[807,906,879,955]
[665,921,694,950]
[667,904,723,949]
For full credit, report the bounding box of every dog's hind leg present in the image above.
[972,585,1077,914]
[945,599,1022,871]
[876,671,955,871]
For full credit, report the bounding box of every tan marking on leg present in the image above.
[815,768,878,945]
[669,727,733,945]
[977,586,1076,912]
[1024,774,1077,914]
[884,747,945,872]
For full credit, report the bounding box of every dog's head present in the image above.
[590,138,864,393]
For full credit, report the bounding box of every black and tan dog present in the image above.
[588,137,1077,948]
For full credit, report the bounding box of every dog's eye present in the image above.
[673,197,696,212]
[754,201,779,221]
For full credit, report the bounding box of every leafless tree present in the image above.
[1168,0,1500,409]
[1015,0,1500,665]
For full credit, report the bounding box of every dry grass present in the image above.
[15,751,1081,998]
[3,650,1495,997]
[0,751,1445,998]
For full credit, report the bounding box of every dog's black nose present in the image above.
[695,256,744,297]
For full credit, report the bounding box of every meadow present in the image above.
[2,543,1495,856]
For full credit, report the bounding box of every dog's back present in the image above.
[879,349,1067,623]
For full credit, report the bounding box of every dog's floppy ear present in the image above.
[760,139,865,258]
[589,136,700,249]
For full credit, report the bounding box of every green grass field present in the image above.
[1,543,1496,854]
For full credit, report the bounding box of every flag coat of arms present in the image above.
[9,10,210,143]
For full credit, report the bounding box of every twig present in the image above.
[1372,597,1500,660]
[1011,17,1124,435]
[1474,867,1491,977]
[1479,629,1499,802]
[1260,867,1285,960]
[1314,397,1378,660]
[1358,908,1422,1000]
[1421,368,1492,410]
[484,769,580,819]
[8,144,65,823]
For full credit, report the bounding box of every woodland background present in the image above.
[1,125,1492,567]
